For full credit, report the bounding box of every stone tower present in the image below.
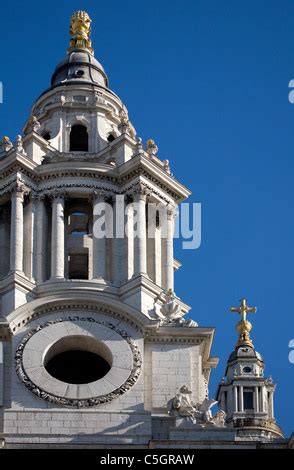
[0,11,218,448]
[216,299,283,440]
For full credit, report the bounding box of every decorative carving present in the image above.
[15,316,142,408]
[234,363,243,376]
[10,304,145,335]
[135,137,144,154]
[94,91,105,105]
[0,136,13,152]
[130,182,150,201]
[15,135,27,156]
[167,386,226,427]
[10,177,28,198]
[24,116,41,134]
[49,188,67,200]
[0,316,12,341]
[119,108,129,126]
[146,139,158,157]
[203,370,209,399]
[209,410,227,427]
[155,289,197,327]
[163,159,171,175]
[92,189,107,204]
[0,163,182,202]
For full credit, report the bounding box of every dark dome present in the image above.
[228,345,264,363]
[50,48,109,88]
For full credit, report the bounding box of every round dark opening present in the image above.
[107,134,115,143]
[45,349,111,384]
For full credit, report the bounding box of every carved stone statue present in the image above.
[163,159,171,174]
[24,116,41,134]
[0,136,13,152]
[208,409,227,427]
[146,139,158,157]
[15,135,26,155]
[119,108,129,126]
[167,385,227,427]
[167,385,201,421]
[154,289,197,327]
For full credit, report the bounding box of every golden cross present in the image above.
[230,298,257,323]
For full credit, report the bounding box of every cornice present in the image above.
[6,293,157,335]
[0,272,36,296]
[0,152,190,203]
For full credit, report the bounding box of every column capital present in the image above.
[106,192,123,205]
[167,204,176,219]
[11,179,27,200]
[92,189,107,205]
[50,189,66,202]
[131,183,150,202]
[30,191,45,203]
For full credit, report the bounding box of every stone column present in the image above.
[260,386,265,413]
[35,196,47,283]
[92,192,106,280]
[23,193,38,281]
[164,205,175,291]
[239,385,244,412]
[51,194,65,279]
[254,386,260,412]
[10,184,25,274]
[269,391,274,419]
[233,385,238,412]
[133,185,147,275]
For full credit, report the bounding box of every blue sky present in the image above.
[1,0,294,436]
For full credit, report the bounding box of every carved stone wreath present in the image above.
[15,316,142,408]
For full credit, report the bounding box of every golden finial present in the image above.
[230,298,257,348]
[68,11,93,55]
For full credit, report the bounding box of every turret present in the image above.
[216,299,283,440]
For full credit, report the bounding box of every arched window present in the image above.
[70,124,88,152]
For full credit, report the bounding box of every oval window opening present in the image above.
[45,349,111,384]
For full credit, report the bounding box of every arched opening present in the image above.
[70,124,89,152]
[66,203,92,280]
[69,211,89,237]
